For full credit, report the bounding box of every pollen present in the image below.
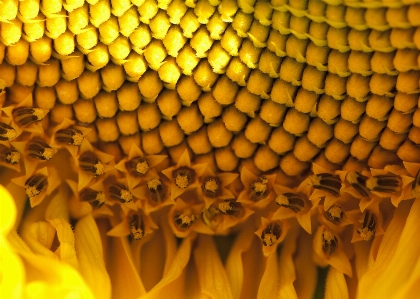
[275,192,305,213]
[79,155,105,176]
[325,205,344,225]
[0,145,20,164]
[109,183,133,203]
[309,173,342,196]
[202,177,220,197]
[261,223,281,246]
[130,214,144,240]
[147,177,165,202]
[0,122,17,141]
[356,211,377,241]
[12,107,47,126]
[346,171,370,198]
[80,188,106,208]
[174,213,197,229]
[251,176,268,201]
[366,174,402,194]
[55,128,84,146]
[218,200,236,215]
[28,141,56,160]
[322,229,338,256]
[173,167,194,189]
[25,174,47,197]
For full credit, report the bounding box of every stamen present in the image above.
[129,214,144,240]
[322,229,338,255]
[202,176,220,197]
[80,188,105,208]
[173,166,195,189]
[261,223,281,246]
[79,155,105,176]
[127,157,149,175]
[275,192,305,213]
[0,122,17,141]
[366,174,401,193]
[346,171,370,198]
[325,205,344,225]
[356,210,376,241]
[174,212,197,229]
[55,128,84,145]
[202,206,221,229]
[309,173,342,196]
[109,183,133,203]
[28,141,56,160]
[147,177,165,202]
[25,174,47,197]
[0,144,20,164]
[12,107,47,126]
[251,175,268,201]
[218,199,237,215]
[412,169,420,198]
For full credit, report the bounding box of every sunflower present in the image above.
[1,0,420,298]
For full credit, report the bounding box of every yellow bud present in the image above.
[0,0,18,21]
[180,9,200,38]
[212,75,238,105]
[96,117,119,142]
[119,133,141,155]
[167,0,187,24]
[157,89,181,120]
[116,81,141,111]
[231,132,257,158]
[110,0,131,17]
[123,52,147,82]
[271,10,290,35]
[397,139,420,163]
[309,22,328,46]
[54,30,75,56]
[193,60,219,91]
[280,152,310,177]
[87,42,110,71]
[68,3,89,34]
[341,96,365,123]
[138,69,163,102]
[333,119,358,144]
[93,90,118,118]
[144,39,167,70]
[55,79,79,104]
[149,9,171,39]
[245,116,271,144]
[247,69,273,99]
[187,126,212,154]
[218,0,238,22]
[129,24,152,53]
[191,26,213,58]
[176,44,200,75]
[61,50,85,81]
[232,11,253,38]
[285,35,308,63]
[177,75,202,106]
[347,74,370,101]
[327,27,350,52]
[45,9,67,39]
[258,49,281,78]
[138,0,158,24]
[266,29,286,57]
[222,104,247,132]
[50,103,74,124]
[271,79,298,106]
[317,95,341,125]
[90,0,111,27]
[234,87,261,118]
[163,25,187,57]
[248,20,270,48]
[324,73,346,100]
[37,59,60,87]
[6,39,29,66]
[22,16,45,42]
[254,145,280,172]
[379,128,407,152]
[371,51,397,75]
[77,70,101,99]
[350,135,376,161]
[98,16,119,45]
[64,0,85,11]
[268,127,295,155]
[137,102,161,131]
[108,35,131,61]
[324,138,349,164]
[305,42,329,72]
[226,56,250,86]
[365,95,393,121]
[198,92,222,123]
[408,126,420,145]
[394,92,418,113]
[291,15,311,39]
[41,0,62,16]
[159,119,184,147]
[141,128,164,154]
[293,135,321,162]
[177,103,203,134]
[301,66,326,94]
[207,119,233,148]
[0,43,4,64]
[283,108,310,136]
[116,111,139,136]
[344,7,365,30]
[260,99,287,127]
[118,7,139,37]
[16,60,38,86]
[158,0,172,9]
[76,25,98,51]
[194,0,215,24]
[239,38,262,69]
[208,42,231,74]
[253,0,273,26]
[206,11,228,40]
[34,86,56,110]
[279,57,305,86]
[387,109,413,134]
[73,99,97,123]
[7,83,33,103]
[100,63,125,92]
[1,18,22,46]
[158,57,182,89]
[215,146,238,172]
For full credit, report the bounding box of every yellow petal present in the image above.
[325,267,349,299]
[257,247,278,299]
[75,214,112,299]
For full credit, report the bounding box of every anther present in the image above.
[127,157,149,175]
[325,205,344,225]
[79,155,105,176]
[202,177,220,197]
[28,141,56,160]
[109,183,133,203]
[0,144,20,164]
[412,169,420,198]
[356,210,376,241]
[147,177,165,202]
[261,223,281,246]
[25,174,47,197]
[174,213,197,229]
[129,214,144,240]
[218,199,237,215]
[202,206,221,229]
[12,107,47,126]
[275,192,305,213]
[173,167,195,189]
[309,173,342,196]
[0,122,17,141]
[55,128,84,145]
[346,171,370,198]
[366,174,401,194]
[80,188,105,208]
[322,229,338,255]
[251,176,268,201]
